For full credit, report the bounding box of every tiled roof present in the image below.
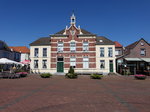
[96,36,115,45]
[30,37,51,46]
[9,46,30,53]
[125,41,138,50]
[80,28,95,35]
[114,41,123,47]
[55,29,65,34]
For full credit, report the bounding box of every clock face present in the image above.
[141,42,144,46]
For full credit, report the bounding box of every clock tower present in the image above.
[70,13,76,25]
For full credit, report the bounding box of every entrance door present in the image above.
[109,60,113,72]
[57,57,64,72]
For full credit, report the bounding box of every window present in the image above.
[42,60,47,68]
[99,40,103,42]
[70,42,76,52]
[57,57,63,61]
[83,56,89,69]
[115,50,121,55]
[57,42,63,52]
[34,60,38,68]
[70,56,76,68]
[34,48,39,57]
[141,42,144,46]
[3,52,9,58]
[100,47,104,57]
[0,43,3,49]
[43,48,47,57]
[100,60,105,69]
[83,42,89,52]
[108,47,113,57]
[141,48,146,56]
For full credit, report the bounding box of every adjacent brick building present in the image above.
[117,38,150,75]
[30,14,116,74]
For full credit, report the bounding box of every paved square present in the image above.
[0,75,150,112]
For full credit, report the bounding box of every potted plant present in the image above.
[134,74,146,80]
[16,72,28,77]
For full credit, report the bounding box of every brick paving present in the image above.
[0,75,150,112]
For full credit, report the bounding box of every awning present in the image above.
[0,58,21,64]
[141,58,150,62]
[125,58,142,61]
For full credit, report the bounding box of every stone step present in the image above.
[54,72,65,75]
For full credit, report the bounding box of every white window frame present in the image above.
[83,42,89,52]
[34,60,38,68]
[70,56,76,67]
[42,60,47,69]
[34,48,39,57]
[140,48,146,56]
[108,47,113,57]
[115,50,120,56]
[70,42,76,52]
[100,60,105,69]
[83,56,89,69]
[57,42,63,52]
[43,48,47,57]
[100,47,104,57]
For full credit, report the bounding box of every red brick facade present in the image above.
[51,25,96,69]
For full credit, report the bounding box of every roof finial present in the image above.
[70,10,76,25]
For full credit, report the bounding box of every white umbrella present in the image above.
[0,58,21,65]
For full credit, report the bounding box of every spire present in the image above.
[70,12,76,25]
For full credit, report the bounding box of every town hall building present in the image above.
[30,14,116,75]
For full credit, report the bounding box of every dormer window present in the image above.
[99,40,103,42]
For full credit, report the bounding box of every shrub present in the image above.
[65,73,78,79]
[40,73,52,78]
[90,74,103,79]
[65,67,78,79]
[134,74,146,80]
[68,66,74,74]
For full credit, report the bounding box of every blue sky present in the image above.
[0,0,150,47]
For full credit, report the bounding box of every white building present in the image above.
[29,14,116,75]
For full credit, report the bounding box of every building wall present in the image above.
[49,24,97,74]
[126,40,150,58]
[12,51,21,62]
[0,50,13,59]
[21,53,30,62]
[96,45,116,74]
[50,36,97,73]
[30,46,51,73]
[115,47,123,57]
